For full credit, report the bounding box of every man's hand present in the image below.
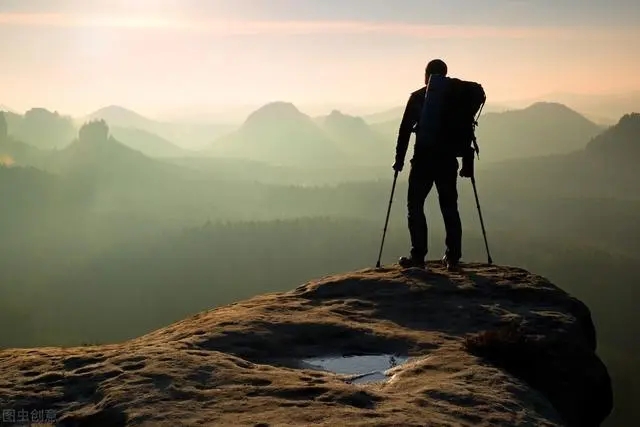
[392,159,404,172]
[459,156,474,178]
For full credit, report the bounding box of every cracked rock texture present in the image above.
[0,263,612,426]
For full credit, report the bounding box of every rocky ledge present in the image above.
[0,263,612,426]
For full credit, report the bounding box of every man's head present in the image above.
[425,59,448,84]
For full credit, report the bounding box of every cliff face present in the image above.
[0,263,612,426]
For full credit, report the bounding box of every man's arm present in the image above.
[393,93,419,171]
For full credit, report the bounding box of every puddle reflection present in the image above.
[300,354,409,384]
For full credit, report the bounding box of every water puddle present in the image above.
[299,354,410,384]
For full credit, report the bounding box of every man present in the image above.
[392,59,473,271]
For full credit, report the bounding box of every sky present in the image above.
[1,0,639,118]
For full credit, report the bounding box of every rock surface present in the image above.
[0,263,612,426]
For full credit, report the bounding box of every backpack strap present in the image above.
[472,95,486,159]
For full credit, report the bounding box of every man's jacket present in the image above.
[395,86,427,164]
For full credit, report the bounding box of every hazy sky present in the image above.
[1,0,639,118]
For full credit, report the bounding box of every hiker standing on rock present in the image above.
[392,59,480,271]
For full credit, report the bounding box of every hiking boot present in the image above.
[399,256,426,269]
[442,255,461,272]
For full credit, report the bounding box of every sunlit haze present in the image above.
[1,0,639,118]
[2,3,640,426]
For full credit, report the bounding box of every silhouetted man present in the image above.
[393,59,473,271]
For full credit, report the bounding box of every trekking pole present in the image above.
[470,175,493,265]
[375,170,399,268]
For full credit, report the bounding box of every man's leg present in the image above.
[435,157,462,264]
[405,162,434,263]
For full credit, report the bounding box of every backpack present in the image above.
[415,75,486,158]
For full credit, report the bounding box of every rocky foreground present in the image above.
[0,263,612,426]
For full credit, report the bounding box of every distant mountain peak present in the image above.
[244,102,304,124]
[87,105,153,127]
[617,112,640,126]
[609,112,640,137]
[61,130,149,169]
[528,101,566,108]
[499,102,598,128]
[79,119,110,144]
[324,109,366,125]
[209,101,347,166]
[525,102,578,114]
[93,105,142,115]
[586,112,640,157]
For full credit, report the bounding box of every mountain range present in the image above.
[362,102,509,125]
[368,102,605,162]
[2,108,76,150]
[475,112,640,201]
[502,91,640,125]
[1,106,639,252]
[586,113,640,160]
[207,102,399,167]
[207,100,615,166]
[474,102,604,161]
[364,90,640,127]
[108,126,190,158]
[208,102,347,167]
[0,120,186,185]
[2,99,638,175]
[85,106,236,151]
[318,110,389,164]
[49,123,165,180]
